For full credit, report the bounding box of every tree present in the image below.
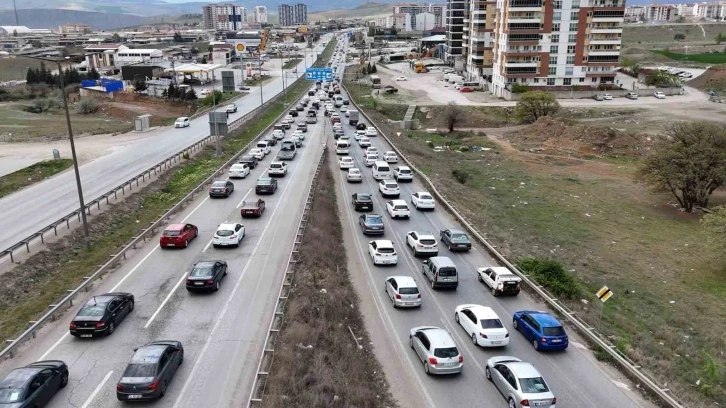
[717,32,725,45]
[674,33,686,41]
[371,63,377,73]
[133,78,148,93]
[701,206,726,256]
[637,122,726,212]
[390,26,398,36]
[26,67,37,84]
[201,56,208,64]
[368,26,376,37]
[515,91,560,123]
[88,68,100,80]
[645,70,679,87]
[186,88,197,100]
[111,33,122,43]
[173,32,183,43]
[443,101,464,132]
[12,29,17,37]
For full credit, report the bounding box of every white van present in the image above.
[256,140,271,155]
[335,140,350,155]
[372,161,392,180]
[333,95,344,107]
[448,75,463,84]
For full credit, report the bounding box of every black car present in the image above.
[239,155,258,169]
[256,177,278,194]
[209,180,234,198]
[116,341,184,401]
[333,128,345,139]
[70,292,134,337]
[440,228,472,251]
[312,102,320,109]
[186,261,227,292]
[308,90,315,96]
[264,134,278,146]
[352,193,373,211]
[238,85,251,91]
[288,109,298,117]
[356,122,367,131]
[0,361,68,406]
[343,98,350,105]
[359,214,385,235]
[328,91,334,98]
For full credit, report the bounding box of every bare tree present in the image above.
[515,91,560,123]
[444,101,464,132]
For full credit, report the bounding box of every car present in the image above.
[378,150,396,163]
[406,231,438,256]
[392,165,413,182]
[368,239,397,265]
[239,155,258,169]
[116,341,184,401]
[455,304,510,347]
[160,223,198,248]
[331,115,341,124]
[340,105,348,113]
[513,310,569,351]
[654,91,666,99]
[174,117,190,128]
[592,94,604,101]
[238,85,251,91]
[603,93,613,100]
[356,122,368,131]
[384,86,398,94]
[211,222,245,248]
[306,115,317,124]
[396,76,408,81]
[364,153,378,167]
[281,119,292,129]
[343,98,350,105]
[199,88,210,97]
[339,156,355,169]
[291,135,302,148]
[347,168,362,182]
[272,129,285,140]
[366,127,378,137]
[186,260,228,291]
[338,134,351,142]
[386,199,410,219]
[359,213,384,235]
[256,177,278,194]
[209,180,234,198]
[69,292,134,337]
[409,326,463,375]
[359,137,371,147]
[625,92,638,100]
[264,135,278,146]
[385,276,421,308]
[460,86,474,92]
[296,104,305,112]
[365,146,378,155]
[288,110,298,118]
[249,148,265,161]
[440,228,472,251]
[296,122,308,133]
[228,163,250,179]
[240,199,265,217]
[274,123,287,133]
[0,361,69,406]
[486,357,557,408]
[268,161,288,177]
[378,180,400,197]
[352,192,374,211]
[225,103,237,113]
[355,130,366,140]
[477,266,522,297]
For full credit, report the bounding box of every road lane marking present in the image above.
[144,272,188,329]
[182,196,210,222]
[80,370,113,408]
[236,188,254,208]
[38,332,69,360]
[202,238,214,253]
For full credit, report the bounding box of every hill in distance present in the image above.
[0,8,149,30]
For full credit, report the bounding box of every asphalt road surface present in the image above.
[0,97,328,408]
[328,89,655,408]
[0,35,333,254]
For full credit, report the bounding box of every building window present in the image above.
[568,34,577,42]
[572,0,580,8]
[563,78,572,85]
[547,78,556,85]
[533,78,539,83]
[550,45,559,53]
[579,77,585,83]
[549,55,557,64]
[552,23,560,31]
[569,22,578,31]
[566,55,574,64]
[570,11,579,20]
[553,12,561,20]
[553,0,562,8]
[567,45,576,53]
[565,67,573,75]
[548,66,557,75]
[551,34,559,42]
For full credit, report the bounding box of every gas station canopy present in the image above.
[164,63,223,74]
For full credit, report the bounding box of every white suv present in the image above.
[366,127,378,137]
[383,151,398,163]
[394,166,413,181]
[359,137,371,147]
[379,180,400,198]
[405,231,438,256]
[368,240,398,266]
[386,199,410,219]
[268,161,288,177]
[364,153,378,167]
[272,129,285,140]
[212,223,245,248]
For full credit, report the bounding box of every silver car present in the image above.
[409,326,463,375]
[485,356,556,408]
[385,276,421,308]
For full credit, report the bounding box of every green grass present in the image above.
[283,59,302,70]
[0,159,73,198]
[246,75,273,87]
[652,49,726,64]
[0,58,47,81]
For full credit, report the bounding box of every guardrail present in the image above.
[0,76,311,361]
[0,75,304,266]
[342,83,683,408]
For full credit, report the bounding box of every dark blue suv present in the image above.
[512,310,568,351]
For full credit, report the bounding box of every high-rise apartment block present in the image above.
[392,3,446,28]
[278,3,308,26]
[252,6,268,24]
[202,4,248,30]
[463,0,496,80]
[445,0,466,63]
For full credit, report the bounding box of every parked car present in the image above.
[654,91,666,99]
[211,223,245,248]
[174,117,190,128]
[486,357,557,408]
[455,304,509,347]
[512,310,569,351]
[625,92,638,100]
[440,228,471,251]
[160,223,198,248]
[352,193,374,211]
[409,326,463,375]
[477,267,522,297]
[359,213,385,235]
[592,94,604,101]
[225,103,237,113]
[70,292,134,337]
[347,168,363,182]
[603,94,613,100]
[116,341,184,401]
[0,361,69,406]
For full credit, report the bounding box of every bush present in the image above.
[25,98,57,113]
[182,151,190,160]
[516,257,581,299]
[426,140,434,149]
[452,168,471,184]
[511,83,530,93]
[76,98,99,114]
[459,146,470,152]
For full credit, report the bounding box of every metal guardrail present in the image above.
[0,77,302,266]
[342,83,683,408]
[0,76,311,361]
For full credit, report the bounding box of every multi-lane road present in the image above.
[329,87,655,408]
[0,35,333,254]
[0,90,328,407]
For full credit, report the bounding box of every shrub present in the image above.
[76,98,99,114]
[511,83,530,93]
[452,168,471,184]
[426,140,434,149]
[516,257,581,299]
[182,151,190,160]
[459,146,470,152]
[25,98,57,113]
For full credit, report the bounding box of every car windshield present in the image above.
[271,163,283,168]
[0,388,23,403]
[399,169,411,174]
[542,326,566,336]
[399,287,419,295]
[367,216,383,224]
[258,179,272,185]
[385,183,397,189]
[281,142,295,151]
[394,205,408,210]
[438,267,456,277]
[122,363,156,379]
[419,194,433,200]
[480,318,504,329]
[163,230,181,236]
[433,347,459,358]
[212,182,226,188]
[451,233,469,242]
[519,377,550,393]
[241,156,254,161]
[191,264,214,276]
[77,303,107,317]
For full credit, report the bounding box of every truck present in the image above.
[447,75,464,84]
[414,61,428,73]
[348,109,359,125]
[277,139,297,160]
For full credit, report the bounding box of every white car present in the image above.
[364,153,378,167]
[368,240,398,266]
[199,89,210,97]
[393,166,413,181]
[365,146,378,155]
[331,112,340,119]
[411,192,435,210]
[396,76,408,81]
[344,110,350,117]
[379,180,400,197]
[359,137,371,147]
[366,127,378,137]
[333,123,343,132]
[347,168,362,182]
[383,151,398,163]
[268,161,288,176]
[455,304,510,347]
[654,91,666,99]
[477,266,522,297]
[385,276,421,308]
[292,130,304,139]
[339,156,355,169]
[340,105,348,113]
[225,103,237,113]
[386,199,410,219]
[174,117,190,128]
[272,129,285,140]
[405,231,438,256]
[249,148,265,161]
[212,222,245,248]
[603,94,613,100]
[284,114,294,122]
[355,130,366,140]
[228,163,250,179]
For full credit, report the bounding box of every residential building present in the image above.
[58,24,91,34]
[211,43,234,64]
[624,5,645,20]
[84,43,123,69]
[386,13,413,31]
[415,12,437,30]
[463,0,496,82]
[676,3,695,16]
[278,3,308,26]
[252,6,268,24]
[202,4,248,31]
[645,4,679,21]
[375,17,388,26]
[693,2,723,19]
[490,0,625,97]
[393,3,446,28]
[445,0,467,65]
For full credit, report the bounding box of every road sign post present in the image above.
[305,68,334,81]
[595,286,613,333]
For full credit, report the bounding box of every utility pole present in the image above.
[258,52,263,107]
[281,49,288,104]
[210,70,221,157]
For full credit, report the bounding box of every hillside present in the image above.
[309,3,393,22]
[0,9,148,29]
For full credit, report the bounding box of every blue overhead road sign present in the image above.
[305,68,334,81]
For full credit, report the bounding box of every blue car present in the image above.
[512,310,568,351]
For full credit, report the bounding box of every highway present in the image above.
[329,88,654,408]
[0,91,328,407]
[0,35,333,255]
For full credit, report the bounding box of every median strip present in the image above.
[0,159,73,199]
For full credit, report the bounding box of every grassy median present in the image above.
[0,159,73,199]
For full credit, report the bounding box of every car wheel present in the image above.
[454,312,460,323]
[533,340,540,350]
[409,336,414,349]
[184,239,189,248]
[60,371,69,388]
[513,319,519,330]
[492,288,499,297]
[391,296,397,308]
[160,380,168,398]
[224,269,228,276]
[485,366,492,382]
[508,398,516,408]
[477,274,483,282]
[214,281,220,292]
[108,321,115,335]
[413,249,418,257]
[179,351,184,365]
[472,333,479,345]
[431,280,436,289]
[424,362,431,375]
[448,244,453,251]
[129,301,135,312]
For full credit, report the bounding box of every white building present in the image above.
[625,6,646,19]
[415,12,437,30]
[645,4,679,21]
[693,2,722,19]
[386,13,413,31]
[252,6,268,24]
[375,17,388,27]
[0,26,33,35]
[676,3,695,16]
[115,45,163,67]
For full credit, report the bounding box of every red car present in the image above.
[460,87,474,93]
[160,223,198,248]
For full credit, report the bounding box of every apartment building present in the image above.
[393,3,446,27]
[490,0,624,97]
[202,4,248,31]
[58,23,91,34]
[278,3,308,26]
[463,0,496,81]
[693,2,725,19]
[415,12,437,30]
[645,4,679,20]
[624,5,645,19]
[387,13,414,30]
[445,0,467,64]
[252,6,268,24]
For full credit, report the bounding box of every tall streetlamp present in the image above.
[28,55,91,249]
[257,51,264,108]
[280,49,288,104]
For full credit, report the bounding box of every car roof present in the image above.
[527,311,562,327]
[506,361,542,379]
[418,327,456,348]
[389,275,417,288]
[412,230,435,238]
[83,295,115,306]
[166,223,185,231]
[194,260,217,268]
[464,305,499,319]
[448,228,467,234]
[0,367,42,388]
[390,199,407,205]
[217,223,239,230]
[130,344,168,364]
[486,266,514,275]
[258,177,273,181]
[373,239,394,248]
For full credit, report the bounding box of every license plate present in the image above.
[534,402,548,407]
[491,341,502,345]
[128,395,143,399]
[195,282,204,285]
[80,334,92,338]
[552,339,562,343]
[167,244,175,247]
[246,210,254,214]
[404,302,414,306]
[438,362,455,367]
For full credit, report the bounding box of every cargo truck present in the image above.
[348,109,359,125]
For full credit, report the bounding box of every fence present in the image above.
[501,86,684,101]
[341,83,684,408]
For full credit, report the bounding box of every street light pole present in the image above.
[258,52,264,107]
[281,49,288,104]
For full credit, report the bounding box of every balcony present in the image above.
[588,49,620,56]
[508,22,542,31]
[504,60,539,67]
[508,33,541,42]
[591,16,624,22]
[505,46,542,53]
[590,26,622,33]
[509,0,543,8]
[505,66,538,75]
[589,38,621,45]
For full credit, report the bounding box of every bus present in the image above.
[370,75,381,89]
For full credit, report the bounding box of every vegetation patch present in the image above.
[283,59,303,70]
[0,159,73,198]
[651,49,726,64]
[516,257,581,299]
